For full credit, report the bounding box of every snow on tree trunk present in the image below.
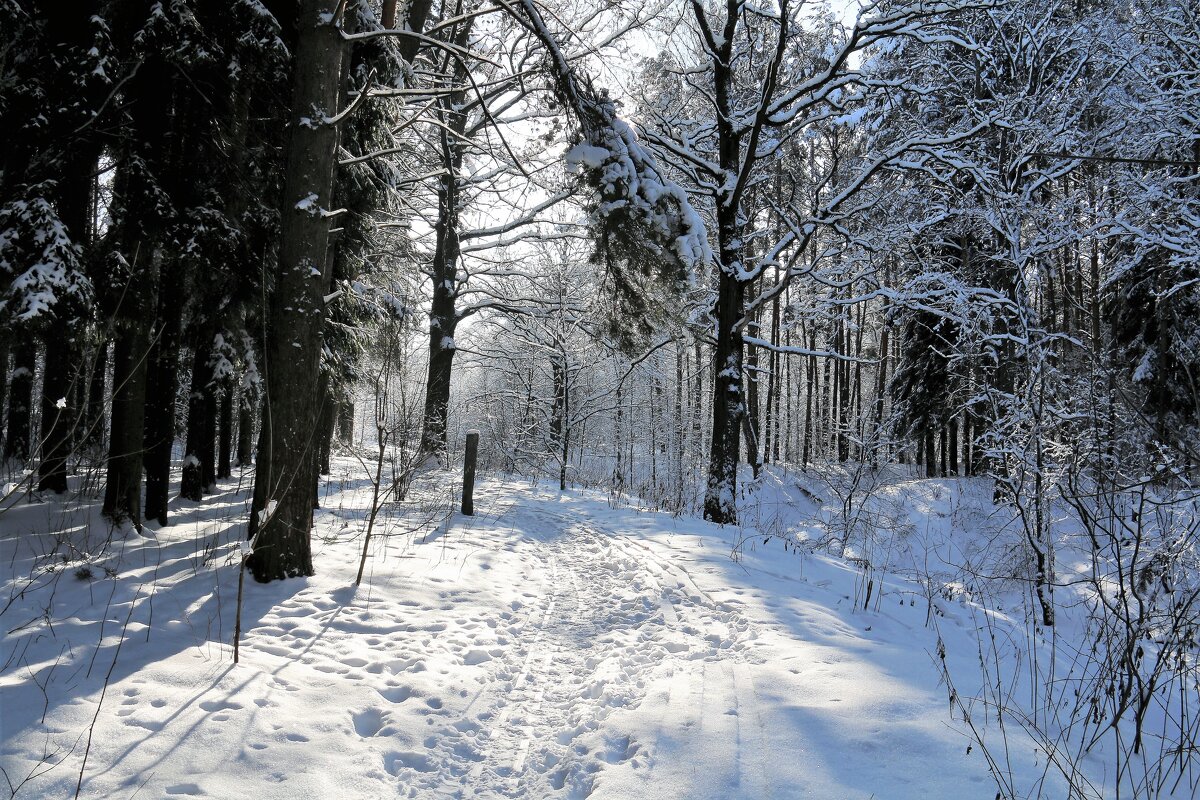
[418,154,464,456]
[704,269,746,525]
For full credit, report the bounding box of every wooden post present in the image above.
[461,430,479,516]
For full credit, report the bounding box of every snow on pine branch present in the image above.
[0,188,91,325]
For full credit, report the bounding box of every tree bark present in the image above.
[701,14,748,524]
[3,338,35,463]
[37,147,96,493]
[35,335,77,493]
[316,376,334,476]
[247,0,345,582]
[744,312,762,476]
[704,267,746,524]
[924,426,937,479]
[202,380,217,491]
[613,378,624,492]
[143,269,183,524]
[335,399,353,444]
[418,19,472,458]
[102,249,157,528]
[803,325,816,467]
[0,337,9,439]
[83,340,107,450]
[939,423,948,478]
[236,389,255,467]
[871,295,891,466]
[182,338,214,501]
[948,417,959,476]
[218,386,233,479]
[396,0,435,63]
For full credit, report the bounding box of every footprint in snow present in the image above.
[383,750,435,775]
[164,783,203,796]
[352,708,388,737]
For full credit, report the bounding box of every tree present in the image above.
[246,0,349,581]
[634,0,987,522]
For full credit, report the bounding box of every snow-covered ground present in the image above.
[0,460,1070,798]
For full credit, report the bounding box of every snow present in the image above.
[1133,348,1154,382]
[0,460,1119,798]
[565,143,612,171]
[295,193,321,214]
[831,107,869,127]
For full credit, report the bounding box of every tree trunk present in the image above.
[803,325,816,467]
[247,0,345,582]
[744,301,762,472]
[3,338,35,463]
[767,279,782,463]
[0,337,9,439]
[924,426,937,479]
[417,19,472,458]
[37,147,96,493]
[691,338,703,459]
[837,311,851,462]
[37,336,77,493]
[83,340,108,450]
[182,339,214,501]
[202,381,217,491]
[336,400,353,443]
[419,292,458,457]
[674,342,685,507]
[395,0,435,63]
[613,377,624,493]
[939,424,948,478]
[103,248,157,528]
[872,295,891,465]
[381,0,398,28]
[782,302,793,462]
[963,407,974,477]
[551,356,566,450]
[310,370,330,509]
[316,378,334,477]
[559,363,569,491]
[852,303,864,460]
[236,389,255,467]
[703,268,745,524]
[218,386,233,479]
[143,270,183,524]
[948,417,959,476]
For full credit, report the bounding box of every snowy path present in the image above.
[0,472,995,799]
[442,506,768,799]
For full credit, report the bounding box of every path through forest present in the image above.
[0,471,995,798]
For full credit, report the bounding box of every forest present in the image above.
[1,0,1198,797]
